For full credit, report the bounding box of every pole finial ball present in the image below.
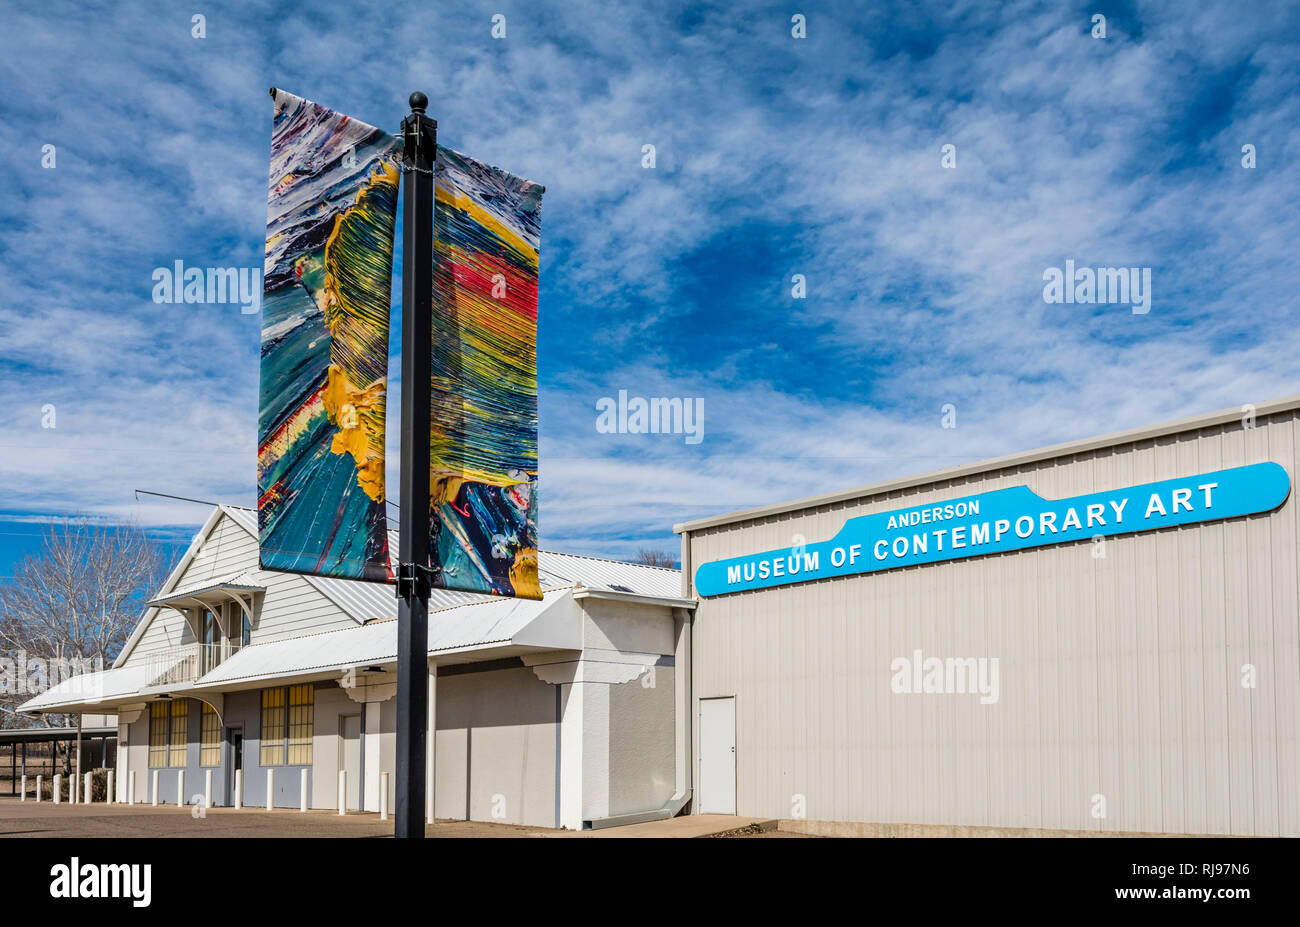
[409,91,428,114]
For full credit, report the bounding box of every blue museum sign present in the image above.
[694,462,1290,597]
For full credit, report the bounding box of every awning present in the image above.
[0,726,117,744]
[146,570,264,611]
[193,586,583,691]
[17,658,189,714]
[21,587,584,709]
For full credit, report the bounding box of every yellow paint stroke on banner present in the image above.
[318,164,398,504]
[510,548,541,600]
[435,184,537,269]
[322,365,385,501]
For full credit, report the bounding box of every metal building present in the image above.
[676,396,1300,836]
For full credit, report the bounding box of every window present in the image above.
[259,688,285,766]
[260,684,313,766]
[287,684,314,766]
[169,700,189,767]
[148,702,169,768]
[200,703,221,767]
[201,609,219,674]
[150,700,189,768]
[240,611,252,648]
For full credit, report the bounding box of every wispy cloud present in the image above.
[0,0,1297,563]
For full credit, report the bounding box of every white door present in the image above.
[699,697,736,814]
[339,715,361,811]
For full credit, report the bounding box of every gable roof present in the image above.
[113,505,227,668]
[115,505,685,668]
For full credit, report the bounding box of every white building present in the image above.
[21,506,694,829]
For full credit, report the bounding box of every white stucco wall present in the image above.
[433,664,559,827]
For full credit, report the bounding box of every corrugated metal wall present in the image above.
[684,411,1300,835]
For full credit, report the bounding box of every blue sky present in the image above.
[1,0,1298,574]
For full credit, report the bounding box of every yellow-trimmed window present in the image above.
[150,700,188,768]
[148,702,169,768]
[200,703,221,767]
[168,699,188,767]
[258,686,284,764]
[259,684,315,766]
[287,684,314,766]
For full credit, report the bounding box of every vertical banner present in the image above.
[430,146,544,599]
[258,90,398,581]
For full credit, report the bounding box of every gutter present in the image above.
[570,587,697,609]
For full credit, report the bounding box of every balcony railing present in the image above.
[141,638,245,688]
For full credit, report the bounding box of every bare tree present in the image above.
[633,547,677,568]
[0,515,169,729]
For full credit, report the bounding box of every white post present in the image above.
[83,772,92,804]
[265,768,274,811]
[234,769,243,809]
[337,770,346,815]
[74,714,83,809]
[176,770,184,808]
[380,771,389,821]
[427,665,436,824]
[128,770,136,805]
[151,769,159,806]
[107,770,115,805]
[300,768,308,812]
[70,772,77,805]
[205,769,213,809]
[36,774,43,803]
[53,773,62,804]
[19,775,25,801]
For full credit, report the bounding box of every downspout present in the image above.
[584,535,695,830]
[677,528,694,814]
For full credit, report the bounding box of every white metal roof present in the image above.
[18,659,185,713]
[193,587,580,687]
[537,550,681,598]
[34,507,684,712]
[222,505,682,621]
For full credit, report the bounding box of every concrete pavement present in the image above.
[0,797,797,838]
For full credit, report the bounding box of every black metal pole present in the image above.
[395,91,435,839]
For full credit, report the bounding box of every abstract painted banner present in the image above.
[430,146,544,599]
[258,90,398,581]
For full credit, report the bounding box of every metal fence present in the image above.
[0,735,115,796]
